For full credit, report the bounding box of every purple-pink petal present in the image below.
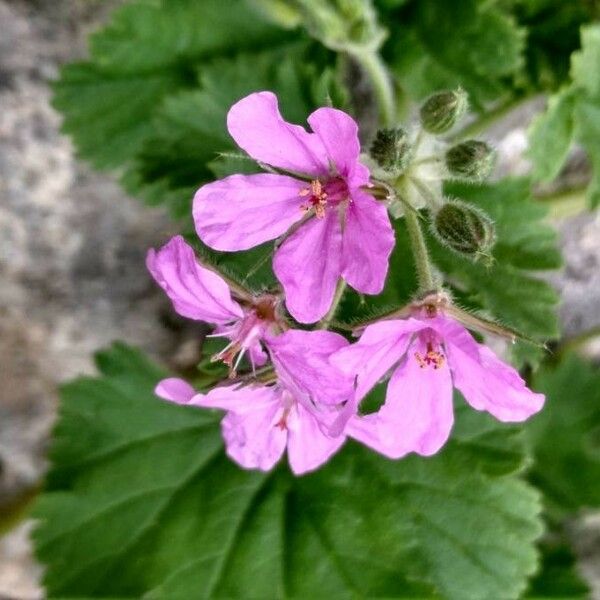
[147,236,243,324]
[155,378,196,405]
[347,339,454,459]
[193,173,306,251]
[330,318,427,402]
[227,91,328,176]
[193,383,277,413]
[273,211,343,324]
[307,107,367,184]
[221,400,287,472]
[267,329,352,405]
[341,190,395,295]
[380,340,454,456]
[286,403,346,475]
[447,339,545,422]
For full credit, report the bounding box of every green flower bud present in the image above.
[420,88,468,134]
[432,200,496,261]
[370,127,411,173]
[445,140,495,181]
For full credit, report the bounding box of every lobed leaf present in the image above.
[34,344,543,599]
[52,0,290,169]
[527,87,576,182]
[526,353,600,516]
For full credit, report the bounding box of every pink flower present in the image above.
[330,314,545,459]
[147,235,279,375]
[193,91,395,324]
[155,329,352,475]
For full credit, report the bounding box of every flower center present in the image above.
[274,389,295,430]
[210,296,278,377]
[414,341,445,370]
[299,177,348,218]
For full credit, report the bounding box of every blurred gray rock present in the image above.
[0,1,185,597]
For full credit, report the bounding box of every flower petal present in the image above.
[330,318,427,402]
[267,329,352,405]
[194,174,306,251]
[307,107,368,184]
[375,342,455,457]
[221,403,287,472]
[273,211,342,323]
[248,343,268,369]
[147,236,243,323]
[193,383,279,413]
[345,413,396,457]
[155,378,196,404]
[227,91,327,175]
[447,339,545,422]
[286,403,345,475]
[341,190,395,294]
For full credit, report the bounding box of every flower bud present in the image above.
[369,127,411,173]
[432,200,495,260]
[420,88,468,134]
[445,140,495,181]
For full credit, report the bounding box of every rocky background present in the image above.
[0,1,598,598]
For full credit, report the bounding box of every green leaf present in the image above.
[515,0,595,91]
[568,24,600,208]
[571,24,600,100]
[388,0,525,106]
[34,344,543,599]
[526,352,600,515]
[431,179,560,356]
[127,45,345,219]
[528,87,576,182]
[525,535,590,599]
[52,0,288,169]
[574,98,600,208]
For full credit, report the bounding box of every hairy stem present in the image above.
[353,50,396,127]
[318,279,348,329]
[403,205,436,292]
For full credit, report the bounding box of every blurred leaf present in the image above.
[528,24,600,207]
[574,97,600,209]
[388,0,525,107]
[526,353,600,516]
[34,344,543,599]
[528,87,576,182]
[52,0,290,169]
[515,0,596,91]
[571,24,600,100]
[525,535,590,599]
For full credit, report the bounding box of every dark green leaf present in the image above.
[388,0,525,107]
[526,352,600,515]
[52,0,288,169]
[528,87,576,182]
[525,535,590,599]
[34,344,543,599]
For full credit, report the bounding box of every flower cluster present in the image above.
[148,92,544,475]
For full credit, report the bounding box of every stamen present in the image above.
[211,340,242,378]
[414,342,445,369]
[299,179,328,218]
